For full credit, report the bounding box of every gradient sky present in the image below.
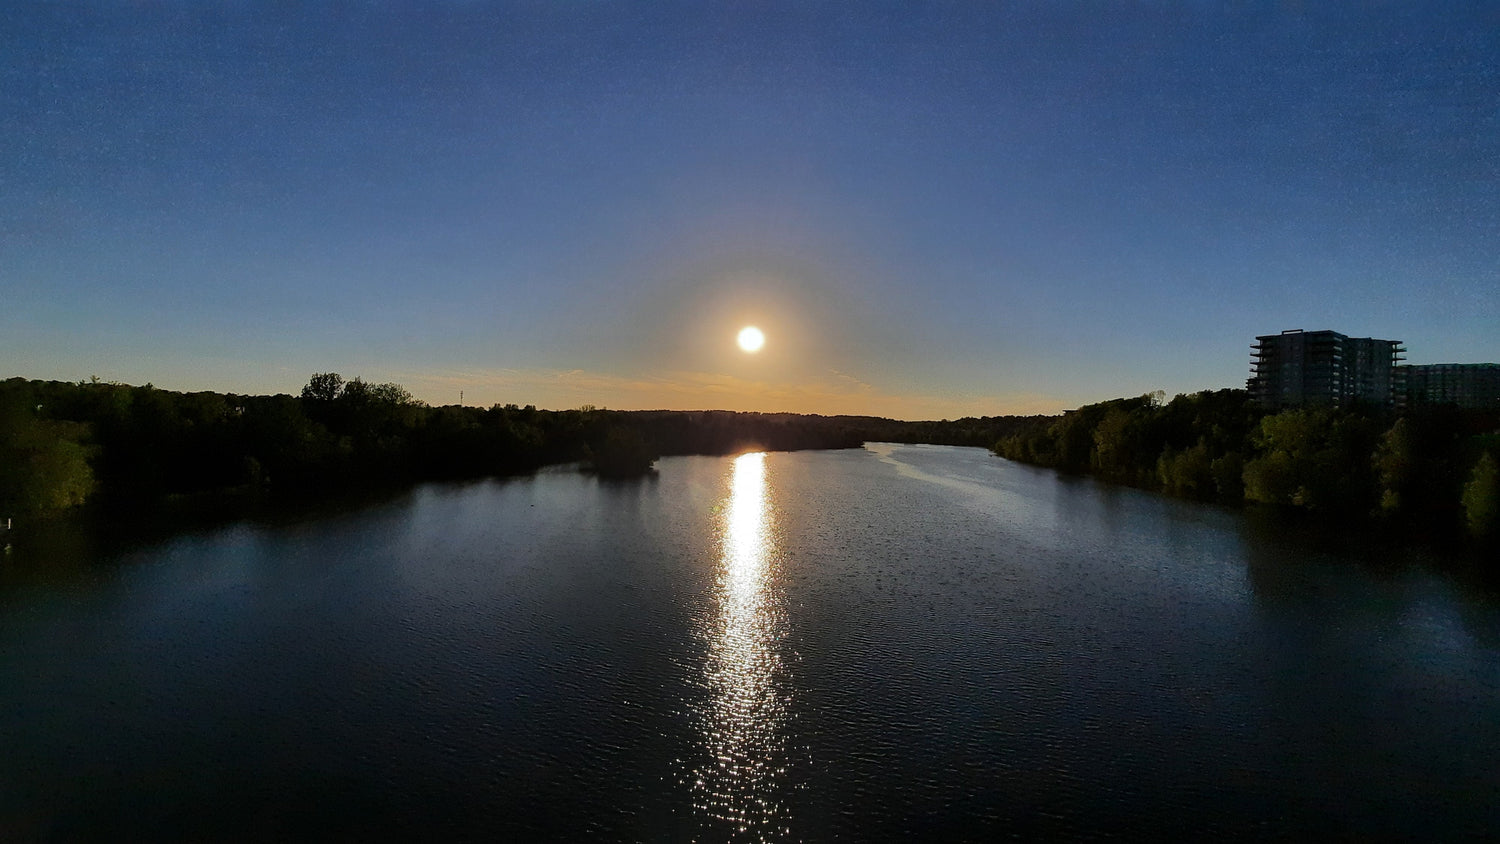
[4,3,1497,418]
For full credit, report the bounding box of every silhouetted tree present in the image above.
[0,397,95,515]
[1157,441,1213,499]
[1462,451,1499,540]
[1210,452,1245,504]
[301,372,344,403]
[1374,417,1415,515]
[591,427,658,478]
[1241,409,1380,513]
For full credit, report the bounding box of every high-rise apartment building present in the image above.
[1403,363,1500,409]
[1248,329,1405,409]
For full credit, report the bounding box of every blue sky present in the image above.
[4,2,1496,417]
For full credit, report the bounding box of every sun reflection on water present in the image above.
[690,451,791,840]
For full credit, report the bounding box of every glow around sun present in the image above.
[737,326,766,353]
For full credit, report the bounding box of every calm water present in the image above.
[2,445,1497,840]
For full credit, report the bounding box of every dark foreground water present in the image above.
[2,445,1497,840]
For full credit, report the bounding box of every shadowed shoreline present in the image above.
[0,373,1048,516]
[4,374,1495,565]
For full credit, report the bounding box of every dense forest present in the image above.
[7,375,1494,547]
[992,389,1500,543]
[0,374,1046,519]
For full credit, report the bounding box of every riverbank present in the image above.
[992,390,1500,557]
[2,374,1053,522]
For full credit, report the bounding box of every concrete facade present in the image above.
[1248,329,1405,409]
[1403,363,1500,409]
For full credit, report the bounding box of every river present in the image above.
[2,444,1497,840]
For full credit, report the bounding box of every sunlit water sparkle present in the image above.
[689,452,793,840]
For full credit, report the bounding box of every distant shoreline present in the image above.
[0,374,1052,521]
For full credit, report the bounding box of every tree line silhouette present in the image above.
[0,374,1042,518]
[6,374,1492,545]
[991,389,1500,542]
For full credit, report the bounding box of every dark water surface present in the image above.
[2,445,1497,840]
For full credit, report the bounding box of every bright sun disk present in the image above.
[737,326,765,353]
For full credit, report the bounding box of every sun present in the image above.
[737,326,765,353]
